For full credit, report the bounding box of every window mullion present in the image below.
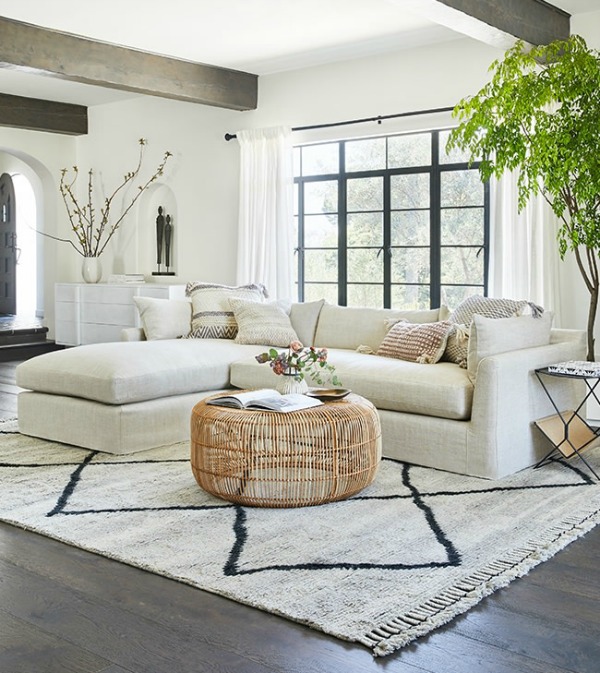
[430,132,441,309]
[339,142,347,306]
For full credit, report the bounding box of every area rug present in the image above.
[1,419,600,657]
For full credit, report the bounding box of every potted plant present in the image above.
[45,138,172,283]
[448,35,600,360]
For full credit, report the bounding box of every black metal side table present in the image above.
[534,365,600,480]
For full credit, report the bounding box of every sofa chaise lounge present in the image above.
[15,297,585,480]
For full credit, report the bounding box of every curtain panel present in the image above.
[236,126,294,300]
[490,172,564,326]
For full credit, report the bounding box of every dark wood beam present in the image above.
[0,93,87,135]
[0,16,257,111]
[401,0,570,48]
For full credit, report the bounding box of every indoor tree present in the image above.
[448,35,600,360]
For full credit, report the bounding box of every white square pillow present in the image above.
[467,312,553,380]
[186,282,267,339]
[133,297,192,340]
[230,298,299,346]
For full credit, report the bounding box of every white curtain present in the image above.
[490,172,564,326]
[236,126,294,300]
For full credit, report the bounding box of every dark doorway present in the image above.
[0,173,17,315]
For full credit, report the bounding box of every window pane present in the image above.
[439,129,480,164]
[301,143,339,176]
[347,249,382,282]
[345,137,386,172]
[441,285,481,311]
[304,180,338,214]
[391,248,430,284]
[304,249,338,282]
[347,177,383,212]
[304,214,338,247]
[391,284,430,310]
[441,170,483,207]
[304,283,338,304]
[441,208,484,245]
[391,174,430,210]
[391,211,429,246]
[293,183,299,216]
[441,247,484,285]
[347,284,383,308]
[347,212,383,247]
[388,133,431,168]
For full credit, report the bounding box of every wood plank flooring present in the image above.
[1,358,599,672]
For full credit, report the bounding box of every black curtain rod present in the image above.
[223,105,455,141]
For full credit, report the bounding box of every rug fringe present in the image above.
[363,506,600,657]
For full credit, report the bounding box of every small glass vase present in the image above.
[81,256,102,283]
[278,370,309,395]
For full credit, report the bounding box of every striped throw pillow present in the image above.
[230,298,299,346]
[186,282,268,339]
[377,320,452,364]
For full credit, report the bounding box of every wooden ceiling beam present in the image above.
[0,16,257,111]
[399,0,570,48]
[0,93,87,135]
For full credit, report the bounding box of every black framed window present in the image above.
[293,129,489,309]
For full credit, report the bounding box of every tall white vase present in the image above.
[81,256,102,283]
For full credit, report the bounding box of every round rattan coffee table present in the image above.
[190,392,381,508]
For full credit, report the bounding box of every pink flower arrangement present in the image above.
[255,340,341,386]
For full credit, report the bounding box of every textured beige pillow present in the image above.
[133,297,192,340]
[377,320,452,364]
[230,298,299,346]
[467,312,553,380]
[186,282,267,339]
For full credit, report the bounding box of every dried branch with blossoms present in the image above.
[255,340,341,386]
[43,138,172,257]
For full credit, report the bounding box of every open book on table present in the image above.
[207,388,323,413]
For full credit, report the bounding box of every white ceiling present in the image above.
[0,0,596,107]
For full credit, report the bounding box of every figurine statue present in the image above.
[156,206,165,269]
[165,214,173,271]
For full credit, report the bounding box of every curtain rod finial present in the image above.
[224,133,237,141]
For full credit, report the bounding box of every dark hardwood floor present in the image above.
[1,358,599,673]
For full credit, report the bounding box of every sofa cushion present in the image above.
[467,312,553,380]
[289,299,325,346]
[230,298,299,346]
[186,281,267,339]
[444,295,544,366]
[16,340,264,405]
[377,320,452,364]
[133,296,192,340]
[231,348,473,420]
[313,304,450,352]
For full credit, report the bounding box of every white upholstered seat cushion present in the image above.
[16,340,265,405]
[231,348,473,420]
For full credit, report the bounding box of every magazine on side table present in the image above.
[207,388,323,413]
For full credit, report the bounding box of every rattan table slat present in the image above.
[190,392,382,507]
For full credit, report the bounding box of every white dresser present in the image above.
[55,282,187,345]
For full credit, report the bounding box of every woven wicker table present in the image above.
[190,392,382,508]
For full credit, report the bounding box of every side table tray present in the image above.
[534,364,600,480]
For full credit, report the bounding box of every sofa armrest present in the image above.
[467,335,586,478]
[121,327,146,342]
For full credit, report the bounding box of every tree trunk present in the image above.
[587,285,599,361]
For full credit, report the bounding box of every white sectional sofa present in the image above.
[16,298,585,479]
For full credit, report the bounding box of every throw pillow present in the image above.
[443,296,545,367]
[133,297,192,340]
[377,320,452,364]
[230,298,299,346]
[185,282,268,339]
[289,299,325,346]
[467,312,554,381]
